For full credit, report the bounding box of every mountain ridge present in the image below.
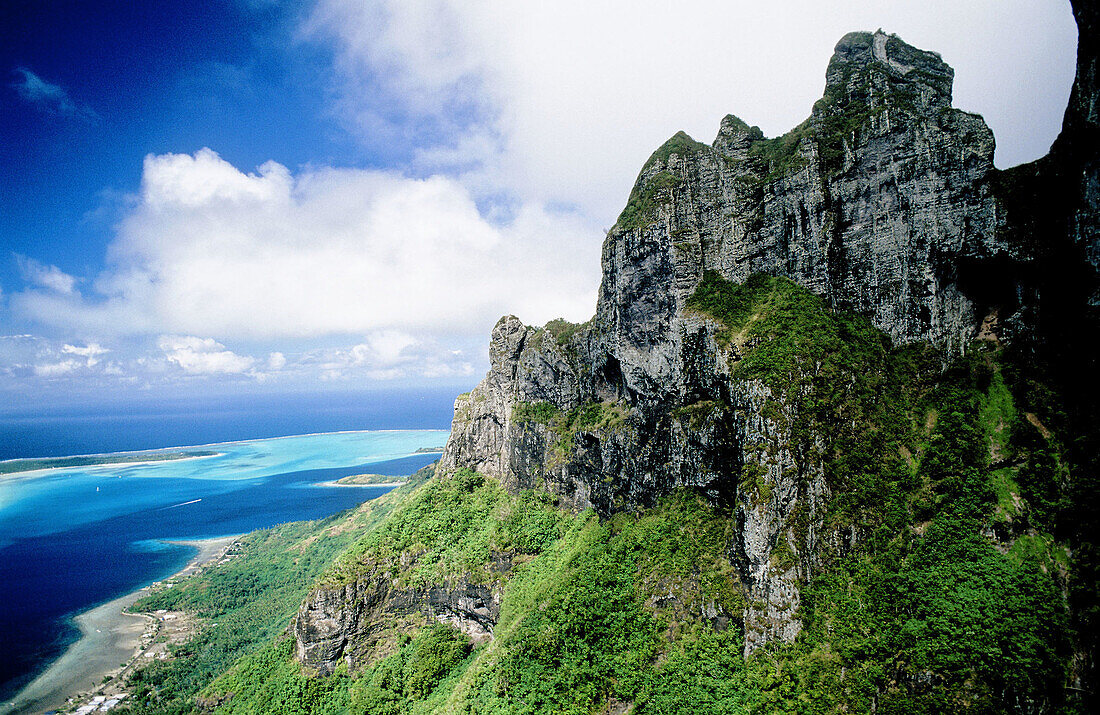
[109,8,1098,714]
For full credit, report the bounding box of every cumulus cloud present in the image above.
[0,335,113,381]
[309,329,474,381]
[17,256,78,295]
[0,328,475,389]
[157,335,257,375]
[12,68,101,123]
[62,342,108,367]
[11,148,601,340]
[33,360,79,377]
[141,148,291,208]
[307,0,1076,219]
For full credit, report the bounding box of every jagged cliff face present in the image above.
[600,29,999,372]
[438,30,1014,653]
[299,13,1097,678]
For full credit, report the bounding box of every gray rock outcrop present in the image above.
[439,30,1017,654]
[295,565,506,675]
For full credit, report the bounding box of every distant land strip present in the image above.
[0,450,219,475]
[331,473,408,486]
[413,446,445,453]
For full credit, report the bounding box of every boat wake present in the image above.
[163,498,202,509]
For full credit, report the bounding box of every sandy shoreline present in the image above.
[1,535,239,715]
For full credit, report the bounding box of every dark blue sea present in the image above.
[0,387,463,704]
[0,387,460,460]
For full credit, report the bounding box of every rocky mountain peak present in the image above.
[712,113,763,157]
[824,30,954,113]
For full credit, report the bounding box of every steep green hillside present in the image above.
[115,469,433,715]
[116,276,1086,714]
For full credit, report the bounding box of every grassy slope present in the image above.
[115,468,434,715]
[118,275,1085,714]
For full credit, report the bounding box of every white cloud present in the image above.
[308,0,1076,219]
[0,335,107,380]
[17,256,78,295]
[12,68,101,123]
[0,328,476,390]
[311,329,474,381]
[157,335,256,375]
[62,342,108,367]
[33,360,79,377]
[62,342,108,358]
[11,148,600,340]
[140,148,291,208]
[356,330,417,367]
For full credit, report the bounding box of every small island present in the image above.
[412,446,445,454]
[328,473,407,487]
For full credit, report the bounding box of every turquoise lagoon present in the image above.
[0,429,448,701]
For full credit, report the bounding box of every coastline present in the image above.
[0,452,223,481]
[0,427,449,482]
[2,535,239,715]
[1,428,450,466]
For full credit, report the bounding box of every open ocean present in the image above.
[0,387,461,703]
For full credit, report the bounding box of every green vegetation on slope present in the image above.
[642,131,710,172]
[200,488,754,715]
[542,318,588,346]
[512,399,629,456]
[115,468,434,715]
[616,171,681,231]
[746,120,812,183]
[204,624,473,715]
[324,466,567,590]
[614,131,710,231]
[116,274,1085,714]
[687,272,1077,712]
[687,270,894,386]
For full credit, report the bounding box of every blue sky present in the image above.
[2,1,350,285]
[0,0,1079,407]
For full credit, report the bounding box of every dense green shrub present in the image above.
[511,401,560,425]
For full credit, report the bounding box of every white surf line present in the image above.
[1,428,451,467]
[0,452,224,479]
[163,498,202,509]
[103,428,452,454]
